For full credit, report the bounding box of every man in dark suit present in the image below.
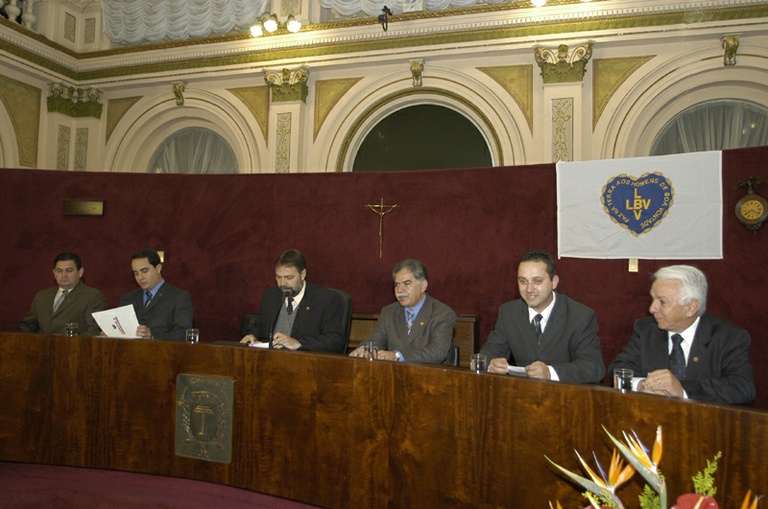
[19,252,108,336]
[349,259,456,364]
[609,265,755,404]
[118,248,193,341]
[480,250,605,384]
[240,249,345,352]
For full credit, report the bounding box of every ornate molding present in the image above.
[47,82,103,118]
[722,34,740,66]
[264,67,310,103]
[535,43,592,84]
[410,59,424,87]
[172,81,185,106]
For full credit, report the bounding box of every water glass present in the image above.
[471,353,487,373]
[185,328,200,344]
[613,368,633,392]
[364,341,378,361]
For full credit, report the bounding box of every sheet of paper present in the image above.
[248,341,270,349]
[507,365,528,377]
[92,304,141,339]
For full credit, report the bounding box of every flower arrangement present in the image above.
[546,425,762,509]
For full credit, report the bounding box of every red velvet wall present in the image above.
[2,146,766,406]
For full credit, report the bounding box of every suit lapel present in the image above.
[291,285,311,335]
[685,317,711,380]
[53,283,79,317]
[538,296,565,350]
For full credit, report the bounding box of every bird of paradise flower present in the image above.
[547,425,762,509]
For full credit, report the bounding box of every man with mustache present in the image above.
[240,249,346,352]
[349,259,456,364]
[480,250,605,383]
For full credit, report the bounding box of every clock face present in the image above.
[740,199,765,221]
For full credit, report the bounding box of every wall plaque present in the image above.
[175,374,235,463]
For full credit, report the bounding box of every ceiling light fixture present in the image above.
[249,14,302,37]
[531,0,547,6]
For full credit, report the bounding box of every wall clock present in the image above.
[735,177,768,234]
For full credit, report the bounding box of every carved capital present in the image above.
[264,67,310,103]
[722,34,740,66]
[535,43,593,84]
[47,82,103,119]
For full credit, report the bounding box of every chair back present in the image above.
[446,344,460,366]
[329,288,353,352]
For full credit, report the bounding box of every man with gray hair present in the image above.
[349,259,456,364]
[609,265,755,404]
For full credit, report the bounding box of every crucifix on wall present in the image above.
[366,197,398,258]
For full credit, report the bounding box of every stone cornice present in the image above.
[1,1,766,84]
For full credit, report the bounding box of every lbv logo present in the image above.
[601,172,674,236]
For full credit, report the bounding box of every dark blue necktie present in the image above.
[533,314,543,342]
[669,333,687,380]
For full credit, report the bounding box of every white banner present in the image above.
[557,151,722,259]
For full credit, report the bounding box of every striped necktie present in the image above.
[406,309,414,335]
[144,291,153,306]
[53,289,69,313]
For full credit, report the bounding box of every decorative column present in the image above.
[46,82,103,170]
[264,67,309,173]
[535,43,592,163]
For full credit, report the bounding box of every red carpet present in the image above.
[0,462,321,509]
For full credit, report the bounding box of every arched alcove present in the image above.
[104,90,263,173]
[650,99,768,155]
[148,127,238,174]
[313,66,527,172]
[352,104,493,172]
[598,51,768,159]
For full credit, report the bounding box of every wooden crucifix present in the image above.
[366,197,398,258]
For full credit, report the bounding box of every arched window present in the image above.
[353,105,492,172]
[147,127,238,174]
[651,100,768,156]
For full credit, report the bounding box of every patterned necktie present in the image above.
[669,333,687,380]
[144,291,153,306]
[533,314,543,341]
[406,309,414,335]
[53,289,69,313]
[287,296,294,315]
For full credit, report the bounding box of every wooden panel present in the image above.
[348,312,478,367]
[0,332,766,508]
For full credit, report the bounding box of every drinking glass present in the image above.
[185,328,200,344]
[613,368,633,392]
[470,353,487,374]
[364,341,378,361]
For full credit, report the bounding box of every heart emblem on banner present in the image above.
[600,173,675,236]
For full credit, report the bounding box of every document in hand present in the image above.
[507,365,528,377]
[92,304,141,338]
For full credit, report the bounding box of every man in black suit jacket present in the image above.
[20,252,108,336]
[240,249,345,352]
[480,250,605,384]
[609,265,755,405]
[118,248,193,341]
